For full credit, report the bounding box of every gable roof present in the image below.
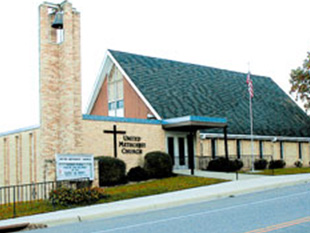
[107,50,310,137]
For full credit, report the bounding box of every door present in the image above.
[166,133,193,169]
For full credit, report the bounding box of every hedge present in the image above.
[144,151,173,178]
[98,156,127,186]
[207,157,243,172]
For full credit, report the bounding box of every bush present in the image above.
[98,156,127,186]
[127,166,149,182]
[235,159,244,170]
[294,160,303,168]
[269,159,286,169]
[254,159,268,170]
[49,187,106,206]
[207,157,243,172]
[144,151,173,179]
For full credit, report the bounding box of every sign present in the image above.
[56,154,94,181]
[119,135,146,154]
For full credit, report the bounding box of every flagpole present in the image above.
[249,89,254,172]
[247,63,255,172]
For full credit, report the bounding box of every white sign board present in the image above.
[56,154,94,181]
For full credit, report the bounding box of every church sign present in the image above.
[56,154,94,181]
[119,135,146,154]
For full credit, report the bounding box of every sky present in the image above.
[0,0,310,133]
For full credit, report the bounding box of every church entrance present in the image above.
[166,132,195,170]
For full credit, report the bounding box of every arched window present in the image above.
[108,65,124,117]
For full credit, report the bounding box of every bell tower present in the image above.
[39,1,82,165]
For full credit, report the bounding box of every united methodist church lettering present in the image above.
[119,136,146,154]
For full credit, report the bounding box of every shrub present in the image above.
[127,166,149,182]
[294,159,303,168]
[207,157,243,172]
[49,187,106,206]
[235,159,244,171]
[268,159,286,169]
[144,151,173,179]
[98,156,127,186]
[254,159,268,170]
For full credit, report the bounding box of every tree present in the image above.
[290,52,310,112]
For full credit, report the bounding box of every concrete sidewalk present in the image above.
[174,169,267,180]
[0,173,310,228]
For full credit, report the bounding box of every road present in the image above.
[33,183,310,233]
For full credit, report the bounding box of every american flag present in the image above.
[246,72,254,98]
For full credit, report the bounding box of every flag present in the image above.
[246,72,254,98]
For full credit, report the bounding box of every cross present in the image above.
[103,125,126,158]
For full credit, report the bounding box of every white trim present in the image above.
[200,133,310,142]
[85,50,162,120]
[85,52,112,114]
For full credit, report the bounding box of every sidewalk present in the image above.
[174,169,267,180]
[0,172,310,228]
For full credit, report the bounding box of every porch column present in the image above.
[187,131,195,175]
[224,126,229,160]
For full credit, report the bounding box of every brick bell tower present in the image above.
[39,1,82,174]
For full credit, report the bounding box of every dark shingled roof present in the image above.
[109,50,310,137]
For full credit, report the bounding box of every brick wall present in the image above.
[0,129,40,186]
[39,2,82,168]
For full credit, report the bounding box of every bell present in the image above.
[51,12,63,29]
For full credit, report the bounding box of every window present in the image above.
[211,139,216,159]
[299,142,302,160]
[280,141,284,159]
[259,141,263,159]
[236,140,241,159]
[108,65,124,117]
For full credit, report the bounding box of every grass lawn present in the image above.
[0,175,227,220]
[247,167,310,176]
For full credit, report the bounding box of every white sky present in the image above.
[0,0,309,133]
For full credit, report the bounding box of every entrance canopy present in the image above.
[162,115,227,131]
[162,115,228,175]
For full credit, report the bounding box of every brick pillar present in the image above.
[39,2,82,181]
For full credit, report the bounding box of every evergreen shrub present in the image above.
[268,159,286,169]
[49,187,106,206]
[98,156,127,186]
[207,157,243,172]
[294,160,303,168]
[254,159,268,170]
[127,166,149,182]
[144,151,173,179]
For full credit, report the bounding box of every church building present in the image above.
[1,1,310,186]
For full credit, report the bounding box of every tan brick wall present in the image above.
[284,142,298,167]
[39,2,82,183]
[199,137,310,169]
[0,129,40,186]
[82,120,165,171]
[263,141,273,156]
[0,138,4,186]
[302,143,310,166]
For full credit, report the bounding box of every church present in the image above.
[1,1,310,186]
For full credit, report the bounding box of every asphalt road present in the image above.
[32,183,310,233]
